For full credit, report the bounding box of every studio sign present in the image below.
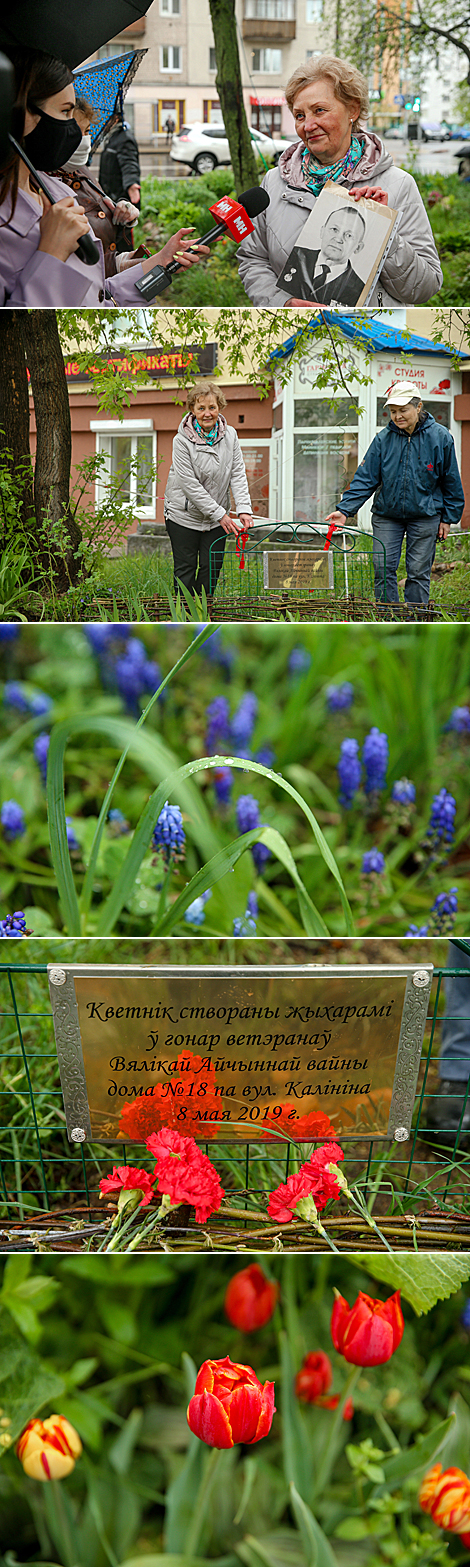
[48,965,433,1146]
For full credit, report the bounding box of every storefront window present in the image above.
[377,398,451,428]
[295,397,359,428]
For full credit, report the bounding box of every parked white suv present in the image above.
[169,122,293,175]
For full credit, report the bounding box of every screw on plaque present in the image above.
[49,967,67,986]
[71,1128,86,1143]
[394,1127,409,1141]
[412,970,429,987]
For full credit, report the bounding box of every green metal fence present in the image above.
[1,956,470,1242]
[208,524,381,610]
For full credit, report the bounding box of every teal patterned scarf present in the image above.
[193,416,219,444]
[301,135,364,197]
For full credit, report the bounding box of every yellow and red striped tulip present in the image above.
[16,1416,82,1481]
[419,1464,470,1535]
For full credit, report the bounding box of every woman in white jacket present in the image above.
[164,384,253,599]
[238,55,442,308]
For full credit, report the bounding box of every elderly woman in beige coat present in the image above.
[238,55,442,308]
[164,383,253,599]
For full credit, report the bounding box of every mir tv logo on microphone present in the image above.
[210,196,254,240]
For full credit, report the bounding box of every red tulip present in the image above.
[320,1394,354,1420]
[331,1289,404,1366]
[187,1356,275,1449]
[225,1265,280,1332]
[419,1464,470,1535]
[295,1351,332,1402]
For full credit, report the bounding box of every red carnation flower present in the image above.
[146,1127,224,1224]
[267,1143,345,1223]
[98,1165,156,1210]
[267,1169,316,1223]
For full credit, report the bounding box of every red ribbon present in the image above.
[236,530,250,569]
[323,522,338,552]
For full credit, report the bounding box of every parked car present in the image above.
[443,123,470,139]
[419,121,451,142]
[169,122,294,175]
[385,125,407,140]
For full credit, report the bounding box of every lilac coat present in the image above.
[0,174,147,306]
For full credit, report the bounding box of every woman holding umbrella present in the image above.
[0,47,207,305]
[55,95,148,278]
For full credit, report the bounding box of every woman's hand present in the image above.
[220,513,243,535]
[349,185,389,205]
[38,196,90,262]
[285,298,313,307]
[113,200,140,225]
[325,510,348,527]
[238,513,254,529]
[145,227,211,271]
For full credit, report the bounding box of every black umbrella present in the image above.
[0,2,153,72]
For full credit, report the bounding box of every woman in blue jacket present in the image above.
[326,379,464,606]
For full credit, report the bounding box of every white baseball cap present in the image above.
[384,380,421,406]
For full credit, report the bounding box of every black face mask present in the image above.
[24,107,82,171]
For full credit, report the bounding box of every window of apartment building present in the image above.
[160,44,181,70]
[160,0,181,12]
[92,423,157,519]
[252,48,282,72]
[209,47,217,70]
[251,104,282,133]
[305,0,322,20]
[245,0,294,18]
[154,100,186,130]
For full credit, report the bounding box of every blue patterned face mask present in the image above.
[193,416,219,444]
[301,135,364,196]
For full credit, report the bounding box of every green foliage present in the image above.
[355,1255,470,1315]
[1,1255,470,1565]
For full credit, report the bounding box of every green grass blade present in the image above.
[46,626,217,933]
[96,754,350,937]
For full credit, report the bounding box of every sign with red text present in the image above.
[49,964,433,1146]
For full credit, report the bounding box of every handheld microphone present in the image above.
[8,134,100,265]
[135,185,269,301]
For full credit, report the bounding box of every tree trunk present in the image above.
[209,0,259,192]
[20,310,82,591]
[0,312,35,533]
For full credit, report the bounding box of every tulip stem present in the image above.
[311,1366,361,1500]
[48,1478,78,1567]
[184,1446,222,1564]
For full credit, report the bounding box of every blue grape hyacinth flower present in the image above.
[430,886,458,933]
[446,706,470,734]
[362,727,389,794]
[152,802,186,867]
[0,910,29,937]
[326,681,354,712]
[231,692,258,750]
[391,778,416,805]
[214,767,233,806]
[337,738,361,808]
[425,788,457,851]
[1,800,26,841]
[184,890,212,927]
[362,848,385,876]
[235,795,271,874]
[205,696,231,753]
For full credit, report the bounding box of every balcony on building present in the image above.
[242,0,296,42]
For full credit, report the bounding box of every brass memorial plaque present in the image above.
[49,964,433,1146]
[263,550,333,592]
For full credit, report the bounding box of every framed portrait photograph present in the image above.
[276,180,399,306]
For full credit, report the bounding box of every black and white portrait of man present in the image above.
[277,182,398,305]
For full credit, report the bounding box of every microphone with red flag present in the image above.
[136,186,269,301]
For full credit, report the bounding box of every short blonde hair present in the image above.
[187,381,227,411]
[285,55,369,132]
